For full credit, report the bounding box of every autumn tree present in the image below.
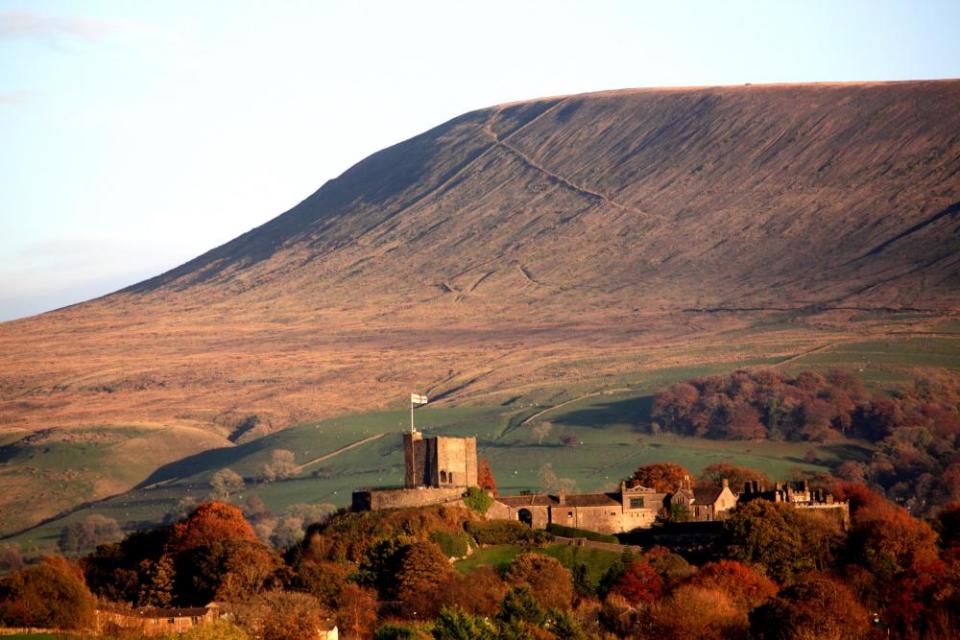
[259,449,297,483]
[648,585,747,640]
[689,559,777,610]
[396,541,455,618]
[58,514,123,554]
[0,556,95,630]
[258,591,331,640]
[644,546,695,589]
[82,526,171,605]
[174,538,281,604]
[935,502,960,551]
[608,559,663,605]
[337,582,378,640]
[293,559,352,608]
[209,468,246,500]
[844,502,940,582]
[0,543,24,573]
[629,462,691,492]
[505,552,573,610]
[477,457,498,497]
[723,500,842,584]
[439,566,507,616]
[699,462,771,492]
[749,573,869,640]
[169,501,257,552]
[539,462,576,494]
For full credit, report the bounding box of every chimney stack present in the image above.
[558,490,566,505]
[722,478,729,489]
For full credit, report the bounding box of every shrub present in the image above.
[429,530,471,558]
[180,619,250,639]
[463,486,494,514]
[545,523,618,543]
[465,520,552,546]
[375,622,428,639]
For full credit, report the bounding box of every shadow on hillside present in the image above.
[820,442,875,463]
[550,395,654,430]
[135,440,267,488]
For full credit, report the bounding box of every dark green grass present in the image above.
[8,332,957,552]
[454,542,622,589]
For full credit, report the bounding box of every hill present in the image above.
[1,80,959,533]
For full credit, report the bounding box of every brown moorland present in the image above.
[1,81,958,527]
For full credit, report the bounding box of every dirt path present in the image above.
[776,342,836,365]
[520,387,632,427]
[480,108,665,222]
[293,432,387,474]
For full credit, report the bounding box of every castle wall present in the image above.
[490,498,660,533]
[353,486,466,511]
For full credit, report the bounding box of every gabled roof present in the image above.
[693,487,724,504]
[496,492,623,509]
[497,494,555,507]
[564,493,621,507]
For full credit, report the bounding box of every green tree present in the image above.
[723,500,841,584]
[498,586,545,626]
[432,606,497,640]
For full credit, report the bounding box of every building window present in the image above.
[567,511,573,517]
[440,471,447,483]
[629,497,645,509]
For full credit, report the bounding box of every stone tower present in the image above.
[403,429,478,489]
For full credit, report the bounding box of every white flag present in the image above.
[411,393,429,405]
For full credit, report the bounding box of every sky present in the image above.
[1,1,958,321]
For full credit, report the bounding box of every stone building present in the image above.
[487,482,667,534]
[96,604,220,637]
[352,429,478,511]
[668,478,738,522]
[403,429,478,488]
[738,480,850,525]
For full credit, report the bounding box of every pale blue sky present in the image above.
[1,1,958,321]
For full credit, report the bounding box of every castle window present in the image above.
[630,497,645,509]
[440,471,448,483]
[567,511,573,517]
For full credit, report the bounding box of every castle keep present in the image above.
[352,430,478,511]
[403,430,478,489]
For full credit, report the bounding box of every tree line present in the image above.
[652,369,960,514]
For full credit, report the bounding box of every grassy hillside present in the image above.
[5,329,959,546]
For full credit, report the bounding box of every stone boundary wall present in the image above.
[552,535,644,554]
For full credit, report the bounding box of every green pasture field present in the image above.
[455,543,623,590]
[5,330,958,552]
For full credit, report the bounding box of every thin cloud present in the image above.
[0,10,132,43]
[0,91,29,104]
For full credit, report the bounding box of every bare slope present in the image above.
[1,81,959,437]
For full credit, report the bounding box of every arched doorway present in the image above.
[518,508,533,527]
